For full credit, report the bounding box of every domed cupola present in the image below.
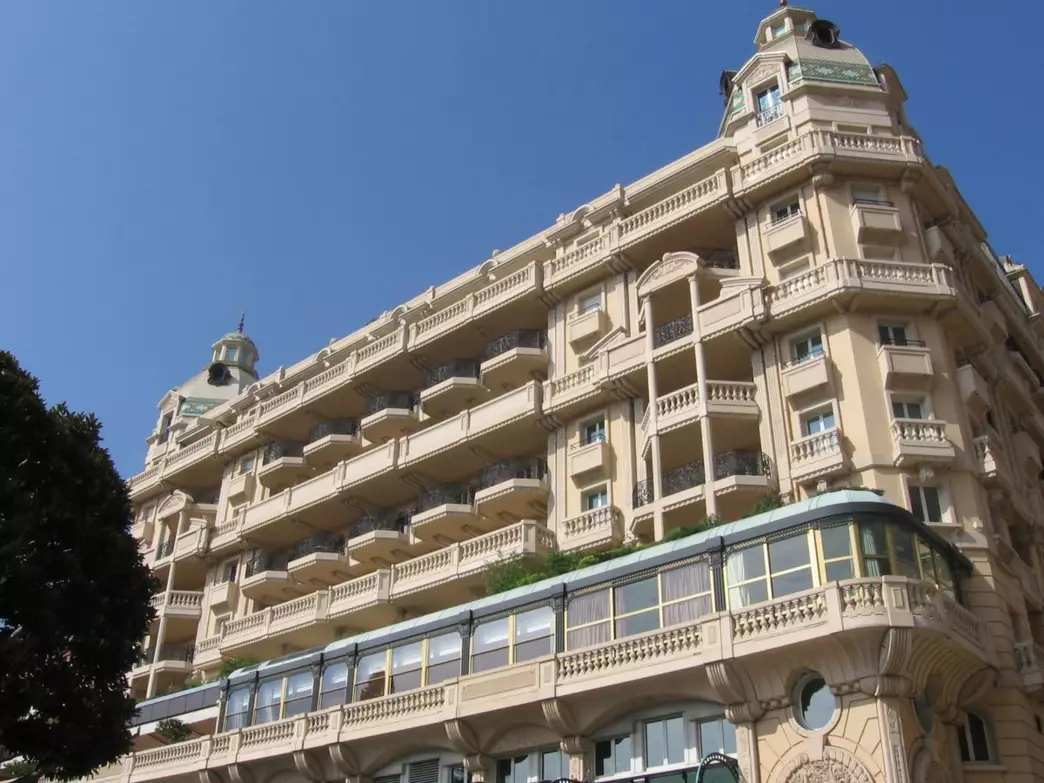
[210,313,259,377]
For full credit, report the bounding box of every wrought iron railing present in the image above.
[477,457,548,489]
[364,391,415,416]
[755,102,785,126]
[416,484,475,513]
[632,450,772,506]
[290,532,346,561]
[349,510,411,538]
[425,359,480,388]
[483,329,546,361]
[853,198,895,207]
[262,442,304,464]
[244,552,289,578]
[652,313,694,349]
[307,418,360,443]
[701,249,739,269]
[878,336,926,348]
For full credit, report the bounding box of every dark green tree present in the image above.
[0,352,155,780]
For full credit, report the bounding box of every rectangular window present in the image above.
[696,716,737,756]
[390,641,424,694]
[771,199,800,224]
[319,661,350,709]
[757,85,781,111]
[891,399,925,420]
[819,525,855,581]
[449,767,472,783]
[878,323,909,346]
[355,650,388,701]
[583,419,607,445]
[158,413,174,444]
[426,631,463,685]
[225,346,240,362]
[583,486,609,511]
[472,607,554,673]
[802,407,835,436]
[791,332,824,363]
[238,454,256,475]
[851,184,891,206]
[909,484,943,524]
[283,671,314,717]
[252,672,314,723]
[793,21,808,34]
[859,521,892,577]
[577,290,603,315]
[726,532,814,607]
[254,678,283,724]
[219,560,238,584]
[472,617,510,673]
[540,749,563,781]
[514,606,555,662]
[566,590,612,650]
[771,22,787,37]
[614,576,661,638]
[224,687,251,730]
[496,755,530,783]
[645,716,686,767]
[595,736,632,777]
[213,613,231,636]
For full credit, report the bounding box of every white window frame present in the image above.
[769,194,801,225]
[582,484,610,512]
[575,287,604,317]
[957,711,996,764]
[905,479,948,525]
[799,404,837,437]
[850,183,891,206]
[889,394,930,421]
[225,346,240,362]
[492,748,565,783]
[581,416,608,446]
[788,327,826,365]
[877,322,915,347]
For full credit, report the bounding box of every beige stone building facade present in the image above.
[96,6,1044,783]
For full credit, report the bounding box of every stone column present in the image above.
[688,274,716,517]
[643,296,665,540]
[560,737,592,781]
[145,561,178,698]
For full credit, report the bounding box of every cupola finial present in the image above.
[237,312,245,334]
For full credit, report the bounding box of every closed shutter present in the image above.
[408,759,441,783]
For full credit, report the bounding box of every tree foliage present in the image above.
[0,760,38,780]
[0,352,155,780]
[154,719,191,745]
[217,658,259,680]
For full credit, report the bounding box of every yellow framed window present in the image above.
[817,524,856,582]
[355,630,463,700]
[726,531,815,608]
[472,606,554,673]
[253,670,314,724]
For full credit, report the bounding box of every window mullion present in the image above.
[384,648,392,697]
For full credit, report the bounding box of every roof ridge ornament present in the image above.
[237,312,245,334]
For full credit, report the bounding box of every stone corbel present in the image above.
[329,744,361,778]
[445,718,482,757]
[463,755,493,775]
[540,698,578,737]
[809,162,834,190]
[900,169,922,195]
[226,765,254,783]
[198,771,223,783]
[294,750,326,782]
[862,627,914,698]
[706,660,764,723]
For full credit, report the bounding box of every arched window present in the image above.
[957,712,996,763]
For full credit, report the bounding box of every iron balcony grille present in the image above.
[365,391,415,417]
[349,510,412,538]
[425,359,480,389]
[245,552,290,578]
[652,313,694,349]
[290,532,346,561]
[878,336,927,348]
[632,450,773,506]
[307,418,360,443]
[477,457,548,489]
[482,329,546,361]
[262,442,304,464]
[415,484,476,513]
[755,102,784,126]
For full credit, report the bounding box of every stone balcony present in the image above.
[878,340,934,390]
[780,352,830,398]
[567,307,610,348]
[102,576,990,783]
[639,380,759,455]
[150,591,203,622]
[973,434,1015,492]
[957,363,991,415]
[789,428,847,485]
[559,506,624,552]
[763,213,809,257]
[890,420,955,467]
[567,438,610,480]
[226,471,256,504]
[850,200,903,245]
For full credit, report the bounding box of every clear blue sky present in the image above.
[0,1,1037,479]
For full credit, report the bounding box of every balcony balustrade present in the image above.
[789,429,847,484]
[303,418,362,468]
[420,360,488,418]
[474,457,549,521]
[361,392,420,442]
[480,330,547,390]
[652,313,694,350]
[560,506,624,552]
[890,420,955,466]
[257,442,309,490]
[411,484,481,540]
[781,351,830,398]
[764,213,809,257]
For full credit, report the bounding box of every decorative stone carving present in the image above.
[294,750,325,782]
[541,698,577,736]
[329,744,360,777]
[445,718,481,755]
[777,748,873,783]
[746,62,780,86]
[227,765,254,783]
[198,771,222,783]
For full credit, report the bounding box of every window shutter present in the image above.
[408,760,441,783]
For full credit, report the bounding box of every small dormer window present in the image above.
[225,346,239,362]
[756,83,783,126]
[771,21,787,39]
[158,413,173,444]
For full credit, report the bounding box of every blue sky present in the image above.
[0,1,1037,478]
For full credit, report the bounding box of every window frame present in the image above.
[906,481,946,525]
[877,322,912,347]
[769,195,801,225]
[565,559,715,650]
[582,484,610,512]
[799,405,836,437]
[470,605,555,674]
[355,629,464,700]
[889,395,929,421]
[252,669,316,724]
[576,287,605,317]
[788,328,825,365]
[581,416,608,446]
[957,711,996,764]
[850,183,893,207]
